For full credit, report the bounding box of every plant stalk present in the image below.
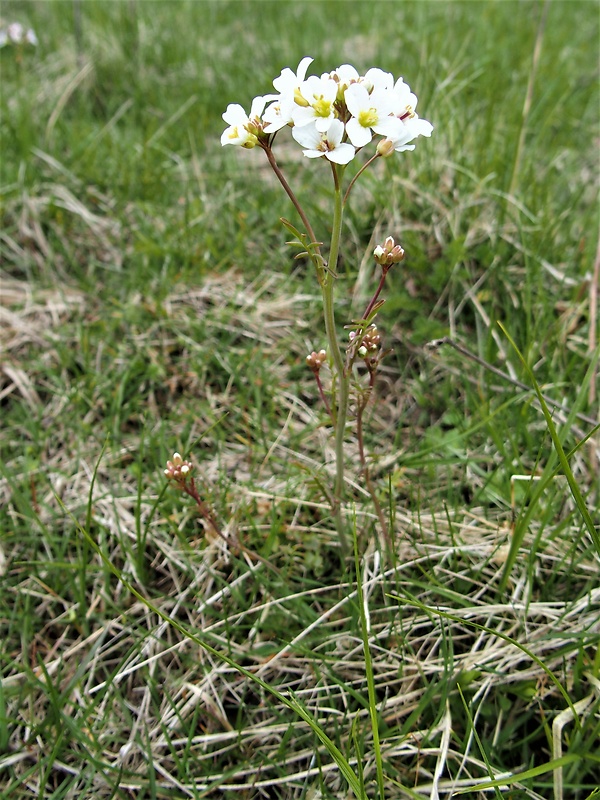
[321,175,349,553]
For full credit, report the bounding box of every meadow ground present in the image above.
[1,1,599,798]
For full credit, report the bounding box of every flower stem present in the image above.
[356,393,391,551]
[321,172,349,553]
[343,152,380,206]
[362,266,389,321]
[262,144,320,252]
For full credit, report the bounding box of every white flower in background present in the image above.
[263,56,314,132]
[344,82,403,148]
[0,22,38,47]
[292,119,355,164]
[292,75,339,132]
[221,95,271,148]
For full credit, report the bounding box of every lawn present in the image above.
[0,1,599,798]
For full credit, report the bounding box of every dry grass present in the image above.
[1,3,598,795]
[1,268,598,798]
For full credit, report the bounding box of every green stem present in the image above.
[263,148,349,553]
[262,144,320,253]
[354,533,386,799]
[343,152,380,206]
[321,171,349,553]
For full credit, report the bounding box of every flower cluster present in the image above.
[349,325,381,359]
[373,236,405,268]
[164,452,193,482]
[0,22,38,48]
[221,57,432,164]
[306,349,328,372]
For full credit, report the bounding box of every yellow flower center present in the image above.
[358,108,379,128]
[313,96,332,119]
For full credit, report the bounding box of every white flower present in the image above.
[292,75,339,132]
[0,22,37,47]
[390,77,419,119]
[292,119,355,164]
[386,77,433,149]
[323,63,360,101]
[221,95,270,148]
[344,83,403,148]
[7,23,24,43]
[263,57,314,133]
[272,56,313,95]
[361,67,394,92]
[262,97,294,133]
[263,56,314,133]
[330,63,360,86]
[385,115,434,153]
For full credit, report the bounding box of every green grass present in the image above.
[1,1,599,798]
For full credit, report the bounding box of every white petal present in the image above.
[326,118,345,146]
[326,144,355,164]
[249,95,268,119]
[344,83,369,116]
[292,122,321,149]
[334,64,359,84]
[292,105,319,128]
[362,67,393,92]
[392,78,418,110]
[296,56,314,82]
[273,56,314,93]
[314,116,335,133]
[222,104,248,126]
[346,118,372,148]
[407,116,433,137]
[372,116,404,139]
[263,98,294,132]
[368,88,396,117]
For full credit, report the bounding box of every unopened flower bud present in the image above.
[376,138,396,158]
[355,325,382,359]
[306,349,327,371]
[294,87,310,107]
[374,236,405,267]
[164,452,194,481]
